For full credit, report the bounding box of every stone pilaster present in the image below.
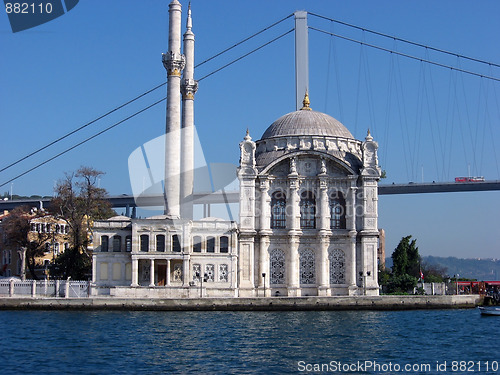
[287,235,300,296]
[317,235,330,296]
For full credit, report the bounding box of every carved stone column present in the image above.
[287,235,300,296]
[166,260,170,286]
[317,235,330,296]
[131,257,138,287]
[259,235,270,296]
[149,259,155,287]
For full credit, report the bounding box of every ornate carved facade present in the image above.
[238,95,381,296]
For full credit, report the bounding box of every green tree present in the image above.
[388,235,421,293]
[392,235,421,278]
[50,167,114,279]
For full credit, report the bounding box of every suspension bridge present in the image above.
[1,8,499,216]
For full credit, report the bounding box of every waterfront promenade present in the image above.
[0,295,479,311]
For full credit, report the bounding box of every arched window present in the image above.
[329,249,345,284]
[220,236,229,253]
[300,249,315,285]
[172,234,181,252]
[270,191,286,229]
[300,191,316,229]
[101,235,109,252]
[269,248,285,285]
[125,235,132,252]
[113,235,121,252]
[156,235,165,252]
[140,235,149,252]
[330,191,346,229]
[193,236,202,252]
[206,236,215,253]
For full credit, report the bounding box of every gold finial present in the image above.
[301,91,312,111]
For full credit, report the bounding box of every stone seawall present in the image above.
[0,295,480,311]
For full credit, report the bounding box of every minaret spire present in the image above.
[162,0,185,217]
[180,1,198,219]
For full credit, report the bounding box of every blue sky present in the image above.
[1,0,499,260]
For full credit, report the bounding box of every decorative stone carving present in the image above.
[299,249,315,285]
[162,51,186,77]
[329,249,345,284]
[270,248,285,285]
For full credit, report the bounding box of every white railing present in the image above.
[0,279,89,298]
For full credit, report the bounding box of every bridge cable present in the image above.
[309,27,500,83]
[0,82,166,174]
[309,12,500,69]
[0,14,293,176]
[0,29,293,189]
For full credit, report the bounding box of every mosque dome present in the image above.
[260,93,354,140]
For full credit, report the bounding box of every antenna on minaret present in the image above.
[294,11,309,111]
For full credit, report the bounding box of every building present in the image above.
[91,0,382,297]
[0,209,70,279]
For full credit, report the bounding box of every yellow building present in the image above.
[0,210,70,279]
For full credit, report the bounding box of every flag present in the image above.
[420,269,424,281]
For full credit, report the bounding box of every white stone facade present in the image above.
[92,216,238,297]
[90,2,381,298]
[237,102,381,297]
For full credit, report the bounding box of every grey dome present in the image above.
[261,109,354,140]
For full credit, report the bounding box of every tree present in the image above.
[50,167,114,279]
[392,235,421,278]
[1,206,50,280]
[387,235,421,293]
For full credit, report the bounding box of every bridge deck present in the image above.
[1,181,499,210]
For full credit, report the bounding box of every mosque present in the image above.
[91,0,382,298]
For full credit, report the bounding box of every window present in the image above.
[113,235,121,252]
[46,224,51,233]
[300,249,316,285]
[125,236,132,252]
[206,236,215,253]
[270,191,286,229]
[156,235,165,252]
[41,224,46,233]
[55,224,60,233]
[54,243,60,255]
[192,264,201,281]
[220,236,229,253]
[330,192,346,229]
[101,235,109,252]
[193,236,202,253]
[329,249,345,284]
[269,248,285,285]
[219,264,228,282]
[36,223,40,232]
[30,223,35,231]
[140,235,149,252]
[172,234,181,252]
[300,191,316,229]
[205,264,214,282]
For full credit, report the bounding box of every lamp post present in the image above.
[196,271,208,298]
[359,271,371,295]
[262,273,266,297]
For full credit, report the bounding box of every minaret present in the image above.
[180,3,198,219]
[162,0,185,217]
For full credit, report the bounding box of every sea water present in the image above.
[0,309,499,374]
